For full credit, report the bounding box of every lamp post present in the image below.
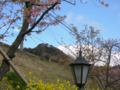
[69,49,92,90]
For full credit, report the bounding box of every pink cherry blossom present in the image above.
[10,10,12,13]
[27,10,31,16]
[33,6,39,12]
[27,32,31,36]
[42,4,46,11]
[57,0,61,3]
[105,4,109,7]
[31,12,38,17]
[30,23,34,26]
[36,30,41,34]
[101,1,104,5]
[27,17,34,23]
[5,16,10,19]
[26,28,29,31]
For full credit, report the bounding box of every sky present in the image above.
[0,0,120,49]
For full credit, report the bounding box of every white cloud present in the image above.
[86,20,104,30]
[14,28,19,32]
[65,13,106,32]
[65,12,73,24]
[75,15,84,23]
[65,13,85,24]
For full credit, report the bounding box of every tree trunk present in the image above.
[20,5,25,52]
[0,18,29,80]
[20,40,24,51]
[0,2,58,80]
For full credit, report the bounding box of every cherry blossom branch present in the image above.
[3,23,12,36]
[22,2,58,35]
[107,78,120,87]
[25,1,61,6]
[99,0,109,7]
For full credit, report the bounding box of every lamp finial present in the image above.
[79,48,82,56]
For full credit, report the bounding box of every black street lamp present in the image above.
[69,49,92,90]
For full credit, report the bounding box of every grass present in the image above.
[0,44,105,90]
[0,44,74,88]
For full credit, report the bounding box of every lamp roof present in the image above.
[70,49,91,66]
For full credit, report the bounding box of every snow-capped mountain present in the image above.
[57,45,120,66]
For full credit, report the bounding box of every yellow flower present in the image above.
[39,80,43,84]
[4,77,8,80]
[29,80,31,82]
[72,85,76,88]
[29,72,32,75]
[33,87,37,90]
[57,79,60,83]
[16,85,20,89]
[67,81,70,84]
[26,88,30,90]
[8,85,12,88]
[27,85,30,88]
[1,71,78,90]
[33,77,36,79]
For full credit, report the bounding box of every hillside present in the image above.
[0,43,74,89]
[23,43,73,65]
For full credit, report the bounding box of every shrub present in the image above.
[5,72,26,90]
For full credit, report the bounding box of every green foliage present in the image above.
[44,54,49,60]
[23,43,71,64]
[5,72,26,90]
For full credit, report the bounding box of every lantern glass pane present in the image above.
[74,65,81,83]
[71,66,76,82]
[82,65,89,84]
